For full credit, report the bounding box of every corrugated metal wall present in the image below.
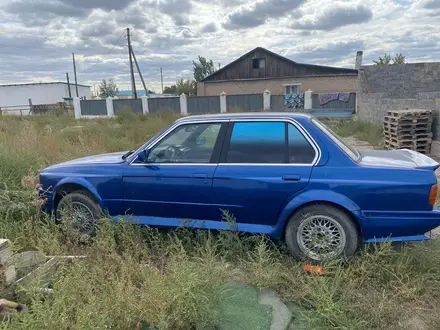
[113,99,142,114]
[187,96,220,114]
[226,94,263,111]
[148,97,180,113]
[80,100,107,115]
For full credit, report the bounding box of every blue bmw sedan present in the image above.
[39,113,440,261]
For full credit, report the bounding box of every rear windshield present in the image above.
[311,118,361,162]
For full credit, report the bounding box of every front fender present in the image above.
[54,177,104,208]
[273,189,360,238]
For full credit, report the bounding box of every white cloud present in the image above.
[0,0,439,91]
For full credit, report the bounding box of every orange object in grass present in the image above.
[429,184,438,206]
[303,264,324,275]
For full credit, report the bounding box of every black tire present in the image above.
[285,203,360,261]
[56,192,101,236]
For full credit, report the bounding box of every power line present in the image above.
[79,30,125,73]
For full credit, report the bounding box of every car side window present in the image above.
[226,122,286,163]
[288,124,315,164]
[147,123,222,163]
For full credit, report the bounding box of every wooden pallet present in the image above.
[383,121,432,130]
[384,144,431,155]
[384,141,431,150]
[383,116,432,124]
[383,126,432,135]
[384,132,433,140]
[387,109,432,116]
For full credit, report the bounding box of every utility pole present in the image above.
[160,67,164,93]
[131,47,148,95]
[66,72,72,98]
[218,63,220,70]
[72,53,79,97]
[126,27,137,99]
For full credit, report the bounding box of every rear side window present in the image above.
[224,121,316,164]
[288,124,316,164]
[226,122,285,163]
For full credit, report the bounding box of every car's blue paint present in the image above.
[113,215,275,235]
[365,235,430,243]
[39,113,440,243]
[123,164,217,220]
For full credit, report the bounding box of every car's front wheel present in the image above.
[285,203,360,261]
[56,192,101,237]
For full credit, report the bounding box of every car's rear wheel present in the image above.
[285,203,360,261]
[56,192,101,237]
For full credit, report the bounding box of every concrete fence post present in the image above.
[220,91,227,113]
[106,97,115,117]
[263,89,271,111]
[73,97,81,119]
[180,93,188,115]
[304,90,313,110]
[141,96,149,114]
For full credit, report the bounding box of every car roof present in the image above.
[176,112,312,123]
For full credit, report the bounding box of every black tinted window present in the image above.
[226,122,285,163]
[288,124,315,164]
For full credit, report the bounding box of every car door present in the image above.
[212,120,318,226]
[123,121,227,222]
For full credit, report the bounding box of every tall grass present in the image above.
[327,118,383,147]
[0,113,439,329]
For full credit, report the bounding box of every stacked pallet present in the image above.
[383,109,433,155]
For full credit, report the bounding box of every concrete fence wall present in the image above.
[74,90,354,120]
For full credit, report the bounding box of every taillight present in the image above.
[429,185,438,206]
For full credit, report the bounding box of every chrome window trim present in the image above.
[128,116,321,166]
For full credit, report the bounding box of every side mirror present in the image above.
[137,149,150,163]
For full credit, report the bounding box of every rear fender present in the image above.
[54,177,104,208]
[274,189,360,238]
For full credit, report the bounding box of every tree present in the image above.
[393,53,406,64]
[163,79,197,95]
[99,79,118,98]
[193,56,216,82]
[373,53,392,65]
[176,79,197,95]
[163,85,177,94]
[373,53,406,65]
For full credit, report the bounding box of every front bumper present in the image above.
[355,207,440,243]
[38,187,54,213]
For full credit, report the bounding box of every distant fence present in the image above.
[0,105,31,116]
[227,94,263,111]
[114,99,142,114]
[188,96,220,114]
[81,99,107,116]
[148,97,180,113]
[72,91,357,120]
[0,102,74,116]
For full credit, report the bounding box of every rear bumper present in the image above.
[355,208,440,243]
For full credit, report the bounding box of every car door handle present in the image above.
[193,174,208,179]
[282,175,301,182]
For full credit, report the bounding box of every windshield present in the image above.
[311,118,361,162]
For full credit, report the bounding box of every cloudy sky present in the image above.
[1,0,440,93]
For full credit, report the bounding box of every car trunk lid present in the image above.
[359,149,440,171]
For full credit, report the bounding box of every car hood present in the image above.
[50,151,127,167]
[359,149,439,170]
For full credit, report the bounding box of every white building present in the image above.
[0,82,91,115]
